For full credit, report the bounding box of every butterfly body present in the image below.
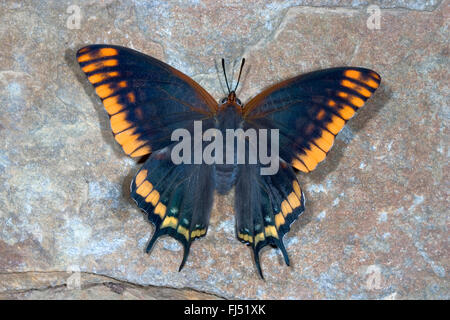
[214,96,245,194]
[76,45,381,278]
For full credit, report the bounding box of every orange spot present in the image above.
[255,232,265,244]
[78,48,118,63]
[292,180,302,198]
[337,91,348,99]
[307,143,326,163]
[110,112,133,133]
[114,128,137,145]
[320,130,335,144]
[136,181,152,198]
[127,92,136,103]
[281,200,293,217]
[316,109,326,120]
[362,77,379,89]
[287,192,300,209]
[299,152,318,171]
[344,69,379,89]
[326,114,345,135]
[341,79,371,98]
[314,129,335,152]
[314,136,332,153]
[275,213,285,229]
[344,69,361,80]
[154,202,166,219]
[191,228,207,239]
[327,100,337,107]
[97,81,126,99]
[348,95,365,108]
[82,59,118,73]
[123,138,146,155]
[370,72,381,80]
[162,216,178,229]
[78,47,89,54]
[130,146,151,157]
[146,190,160,206]
[98,48,118,58]
[337,105,354,120]
[177,225,190,240]
[103,95,124,115]
[292,158,309,172]
[135,169,147,187]
[88,71,119,84]
[95,83,115,98]
[78,53,92,63]
[264,225,278,238]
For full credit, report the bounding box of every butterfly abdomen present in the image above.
[214,164,238,194]
[213,103,244,194]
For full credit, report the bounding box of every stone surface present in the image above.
[0,272,221,299]
[0,0,448,299]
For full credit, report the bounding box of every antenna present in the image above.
[221,58,231,93]
[234,58,246,92]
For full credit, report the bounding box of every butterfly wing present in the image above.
[77,45,218,268]
[131,145,215,270]
[235,67,380,277]
[235,161,304,278]
[242,67,381,172]
[77,44,218,157]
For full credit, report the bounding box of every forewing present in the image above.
[77,45,218,157]
[243,67,381,172]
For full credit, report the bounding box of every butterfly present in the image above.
[76,45,381,278]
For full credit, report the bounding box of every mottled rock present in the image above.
[0,0,448,299]
[0,272,221,300]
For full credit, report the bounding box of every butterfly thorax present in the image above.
[218,91,242,113]
[214,100,244,194]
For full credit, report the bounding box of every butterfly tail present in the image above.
[146,224,192,272]
[234,161,305,278]
[131,147,215,271]
[179,241,192,271]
